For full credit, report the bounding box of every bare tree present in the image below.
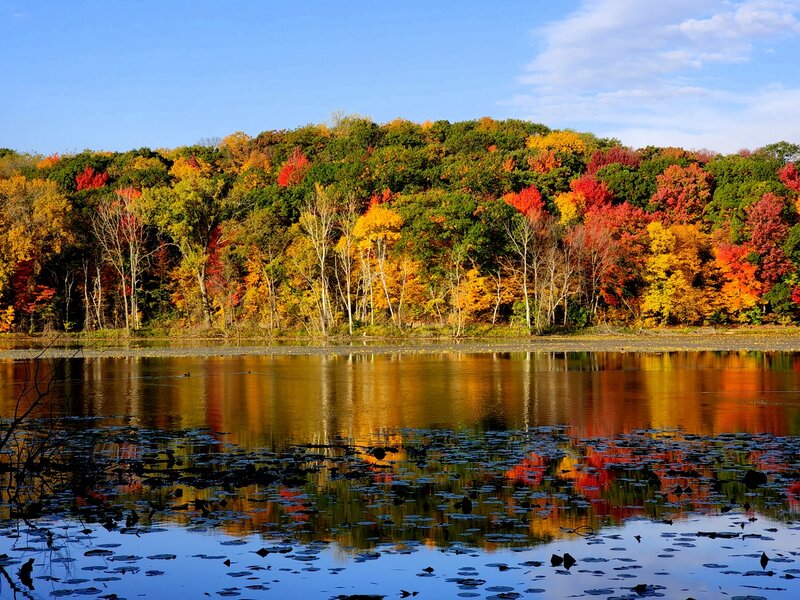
[91,189,153,331]
[505,213,538,332]
[298,185,338,336]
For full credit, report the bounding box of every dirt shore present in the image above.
[4,328,800,359]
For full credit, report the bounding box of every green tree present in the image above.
[142,174,240,327]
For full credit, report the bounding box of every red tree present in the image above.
[76,166,109,190]
[277,148,310,187]
[779,163,800,193]
[570,174,614,211]
[651,163,713,223]
[503,185,544,220]
[586,147,640,175]
[747,192,793,287]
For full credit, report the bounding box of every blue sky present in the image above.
[2,0,799,154]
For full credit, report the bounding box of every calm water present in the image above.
[4,351,800,442]
[2,350,800,598]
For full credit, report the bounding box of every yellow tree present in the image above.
[352,201,404,327]
[526,130,588,155]
[449,266,494,334]
[641,222,719,325]
[0,176,72,330]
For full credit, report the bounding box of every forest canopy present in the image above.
[1,118,799,335]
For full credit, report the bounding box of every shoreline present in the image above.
[4,329,800,359]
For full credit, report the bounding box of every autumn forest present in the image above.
[2,117,800,336]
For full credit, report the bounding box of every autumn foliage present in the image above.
[586,147,640,175]
[780,163,800,193]
[1,119,799,332]
[75,166,109,190]
[651,163,712,223]
[277,148,310,187]
[502,185,544,219]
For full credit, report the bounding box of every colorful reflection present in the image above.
[4,351,800,448]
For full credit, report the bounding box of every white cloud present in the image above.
[510,0,800,152]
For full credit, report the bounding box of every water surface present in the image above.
[2,350,800,598]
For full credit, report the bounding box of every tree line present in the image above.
[1,116,799,335]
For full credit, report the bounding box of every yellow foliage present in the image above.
[130,156,164,171]
[241,259,267,322]
[526,130,587,155]
[457,268,495,322]
[219,132,270,173]
[554,191,583,224]
[0,176,72,278]
[232,169,271,196]
[240,151,271,172]
[477,116,496,131]
[219,131,251,156]
[0,175,72,308]
[169,156,212,180]
[385,118,415,132]
[36,153,60,169]
[352,204,403,249]
[369,256,425,317]
[641,222,719,325]
[646,221,675,254]
[0,306,14,332]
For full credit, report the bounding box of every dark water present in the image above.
[2,350,800,598]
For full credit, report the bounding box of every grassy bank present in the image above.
[4,324,800,359]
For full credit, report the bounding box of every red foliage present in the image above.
[581,202,652,307]
[586,147,640,175]
[779,163,800,193]
[715,242,755,277]
[503,185,544,220]
[205,227,227,293]
[368,188,394,208]
[651,163,713,223]
[76,166,109,191]
[570,174,613,210]
[277,148,310,187]
[527,150,560,174]
[116,187,142,200]
[205,226,243,310]
[36,153,61,169]
[747,192,793,286]
[11,259,56,317]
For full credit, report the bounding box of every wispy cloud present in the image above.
[509,0,800,152]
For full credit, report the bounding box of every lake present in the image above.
[1,349,800,598]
